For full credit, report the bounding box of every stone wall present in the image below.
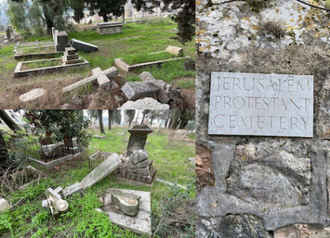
[196,0,330,237]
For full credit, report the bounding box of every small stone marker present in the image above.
[70,39,98,52]
[165,45,183,56]
[208,72,314,137]
[80,153,121,188]
[121,82,160,100]
[0,198,11,212]
[127,125,153,154]
[19,88,46,102]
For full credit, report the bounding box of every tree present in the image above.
[108,110,113,130]
[168,110,195,129]
[132,0,195,44]
[124,110,135,127]
[98,110,105,134]
[24,110,91,147]
[88,0,126,22]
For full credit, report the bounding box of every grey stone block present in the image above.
[70,39,98,52]
[97,74,111,89]
[121,82,160,100]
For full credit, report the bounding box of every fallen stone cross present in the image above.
[62,66,118,93]
[121,82,160,101]
[139,71,170,103]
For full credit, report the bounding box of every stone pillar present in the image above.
[127,125,153,154]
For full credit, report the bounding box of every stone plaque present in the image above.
[208,72,314,137]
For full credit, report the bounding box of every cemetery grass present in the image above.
[0,20,195,109]
[0,126,195,237]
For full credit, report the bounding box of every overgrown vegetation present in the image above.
[122,51,178,65]
[21,59,63,70]
[0,126,195,237]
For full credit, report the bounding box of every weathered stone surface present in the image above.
[0,198,11,212]
[45,188,69,217]
[138,72,169,103]
[120,98,170,110]
[92,67,103,75]
[165,45,183,56]
[111,192,139,216]
[97,74,111,88]
[65,47,77,55]
[62,182,82,197]
[97,22,123,35]
[127,125,153,154]
[105,188,151,235]
[70,39,98,52]
[19,88,46,102]
[37,142,65,158]
[196,144,215,191]
[197,214,271,238]
[80,153,121,188]
[126,150,149,170]
[274,224,330,238]
[121,82,160,100]
[208,72,314,137]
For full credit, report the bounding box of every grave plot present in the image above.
[14,47,89,77]
[14,44,61,60]
[115,45,190,72]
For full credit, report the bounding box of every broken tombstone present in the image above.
[111,191,140,216]
[121,82,160,101]
[70,39,98,52]
[120,98,170,110]
[45,187,69,217]
[19,88,46,102]
[126,125,153,154]
[139,72,170,103]
[98,188,151,236]
[0,198,12,213]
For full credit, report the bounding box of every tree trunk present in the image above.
[42,5,54,35]
[102,13,108,22]
[0,110,22,132]
[0,130,9,170]
[169,110,181,129]
[108,110,113,131]
[98,110,105,134]
[122,8,125,23]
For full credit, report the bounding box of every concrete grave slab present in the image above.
[103,188,151,236]
[70,39,98,52]
[28,152,81,170]
[97,22,123,35]
[19,88,46,102]
[80,153,121,188]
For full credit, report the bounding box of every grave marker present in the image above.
[208,72,314,137]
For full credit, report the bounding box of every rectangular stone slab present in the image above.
[121,82,160,100]
[208,72,314,137]
[80,153,121,188]
[70,39,98,52]
[62,182,82,197]
[106,189,151,235]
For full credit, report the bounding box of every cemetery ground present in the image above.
[0,125,195,237]
[0,19,195,109]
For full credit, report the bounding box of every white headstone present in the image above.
[208,72,314,137]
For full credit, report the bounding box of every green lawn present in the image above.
[0,126,195,237]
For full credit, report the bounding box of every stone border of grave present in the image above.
[14,57,89,77]
[14,51,61,60]
[114,56,191,72]
[89,150,113,168]
[28,152,81,170]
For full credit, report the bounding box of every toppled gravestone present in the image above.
[37,142,65,159]
[62,153,121,197]
[125,150,150,174]
[70,39,98,52]
[121,82,159,100]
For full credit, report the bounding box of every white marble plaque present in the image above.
[208,72,314,137]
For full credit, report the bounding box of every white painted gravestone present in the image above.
[208,72,314,137]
